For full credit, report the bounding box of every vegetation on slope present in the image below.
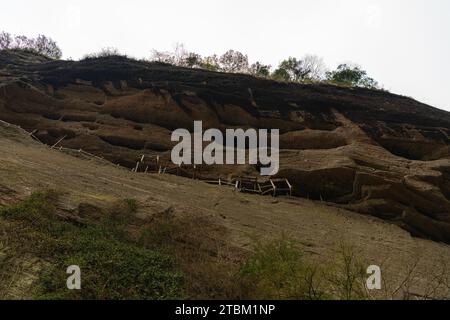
[0,30,379,89]
[1,190,449,300]
[0,191,182,299]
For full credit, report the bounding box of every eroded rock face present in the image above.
[1,49,450,242]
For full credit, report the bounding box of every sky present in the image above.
[1,0,449,111]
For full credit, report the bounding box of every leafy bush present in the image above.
[219,50,249,73]
[238,236,371,300]
[81,47,126,60]
[37,226,182,300]
[271,55,325,82]
[0,191,182,300]
[250,62,271,78]
[238,235,327,299]
[326,64,379,89]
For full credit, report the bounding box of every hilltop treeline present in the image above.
[86,44,379,89]
[0,31,379,89]
[0,31,62,59]
[148,44,379,89]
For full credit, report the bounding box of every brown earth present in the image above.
[1,119,450,299]
[0,49,450,244]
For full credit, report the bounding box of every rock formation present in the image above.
[1,49,449,242]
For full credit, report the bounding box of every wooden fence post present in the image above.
[51,135,67,149]
[285,179,293,196]
[270,179,277,197]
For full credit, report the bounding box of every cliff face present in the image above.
[1,49,450,242]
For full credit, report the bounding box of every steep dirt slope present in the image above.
[1,120,450,299]
[0,49,450,242]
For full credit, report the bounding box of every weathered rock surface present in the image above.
[1,49,450,242]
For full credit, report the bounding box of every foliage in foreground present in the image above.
[238,236,369,300]
[0,31,62,59]
[138,212,372,300]
[0,191,182,300]
[149,43,380,88]
[1,191,447,300]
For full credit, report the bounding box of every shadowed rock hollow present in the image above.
[1,49,450,243]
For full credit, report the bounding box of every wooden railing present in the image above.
[2,121,294,199]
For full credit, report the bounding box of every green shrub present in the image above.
[326,64,379,89]
[37,225,182,300]
[237,237,370,300]
[0,191,182,300]
[326,244,368,300]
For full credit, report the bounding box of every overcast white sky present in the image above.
[1,0,449,111]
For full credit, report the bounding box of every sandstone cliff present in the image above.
[1,49,449,242]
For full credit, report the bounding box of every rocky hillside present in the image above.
[1,49,450,243]
[1,120,450,299]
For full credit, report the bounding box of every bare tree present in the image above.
[13,34,34,49]
[172,42,189,66]
[0,32,13,50]
[0,31,62,59]
[301,54,326,80]
[219,50,249,73]
[33,34,62,59]
[184,52,203,68]
[150,43,191,66]
[150,49,175,64]
[272,55,326,82]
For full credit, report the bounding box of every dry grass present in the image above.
[138,208,244,299]
[1,191,449,300]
